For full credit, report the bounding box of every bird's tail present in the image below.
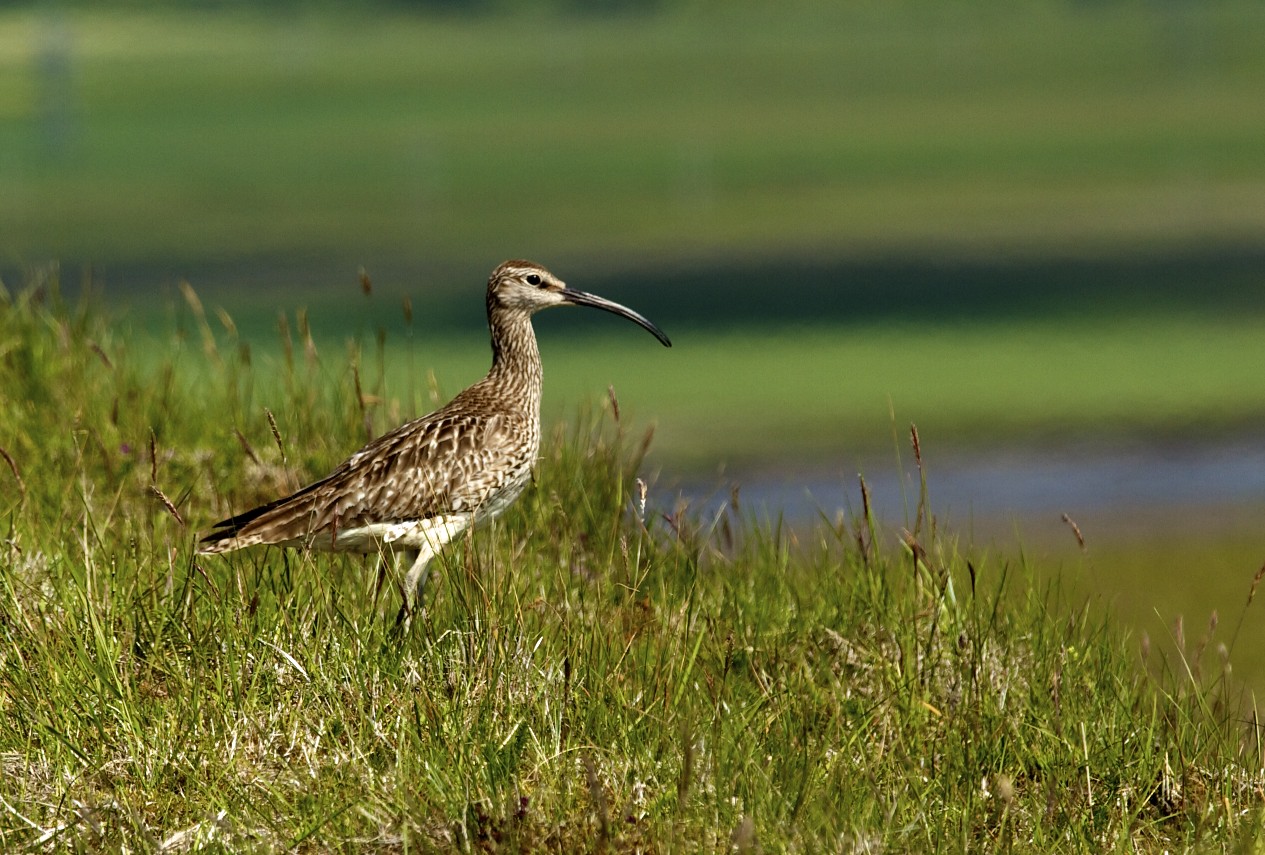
[197,478,331,554]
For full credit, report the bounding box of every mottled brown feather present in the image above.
[199,369,539,552]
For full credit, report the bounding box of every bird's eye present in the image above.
[525,274,542,286]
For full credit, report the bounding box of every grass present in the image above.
[2,2,1265,270]
[3,274,1265,850]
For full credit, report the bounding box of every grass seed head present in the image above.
[1061,513,1086,551]
[1248,562,1265,607]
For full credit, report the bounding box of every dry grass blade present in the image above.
[1225,562,1265,658]
[353,363,372,441]
[179,278,204,318]
[233,429,261,467]
[0,445,26,500]
[297,308,318,367]
[637,424,655,461]
[179,279,220,361]
[214,306,237,338]
[1062,513,1086,551]
[909,423,929,536]
[901,528,927,565]
[857,473,874,563]
[88,340,113,369]
[607,384,620,423]
[1248,562,1265,607]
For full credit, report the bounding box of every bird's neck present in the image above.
[487,307,543,411]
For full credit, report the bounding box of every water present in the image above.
[669,438,1265,532]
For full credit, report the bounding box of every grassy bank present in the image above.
[3,279,1264,850]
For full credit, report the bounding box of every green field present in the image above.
[2,3,1265,269]
[3,280,1265,851]
[4,1,1265,460]
[5,0,1265,463]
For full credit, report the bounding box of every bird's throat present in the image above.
[487,308,544,405]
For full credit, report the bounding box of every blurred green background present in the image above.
[3,1,1265,677]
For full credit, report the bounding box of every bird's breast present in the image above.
[475,446,536,520]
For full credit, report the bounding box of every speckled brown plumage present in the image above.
[198,260,671,622]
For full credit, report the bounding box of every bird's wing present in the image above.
[331,409,528,525]
[199,409,530,552]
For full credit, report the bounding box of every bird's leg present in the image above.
[390,516,472,627]
[395,548,431,628]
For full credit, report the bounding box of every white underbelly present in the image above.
[330,514,474,556]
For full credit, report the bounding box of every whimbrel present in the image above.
[197,260,671,622]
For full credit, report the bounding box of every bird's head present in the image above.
[487,260,671,347]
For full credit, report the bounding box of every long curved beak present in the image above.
[560,288,672,347]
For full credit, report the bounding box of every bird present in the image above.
[197,260,671,624]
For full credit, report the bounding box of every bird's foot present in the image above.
[394,600,412,630]
[393,597,427,632]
